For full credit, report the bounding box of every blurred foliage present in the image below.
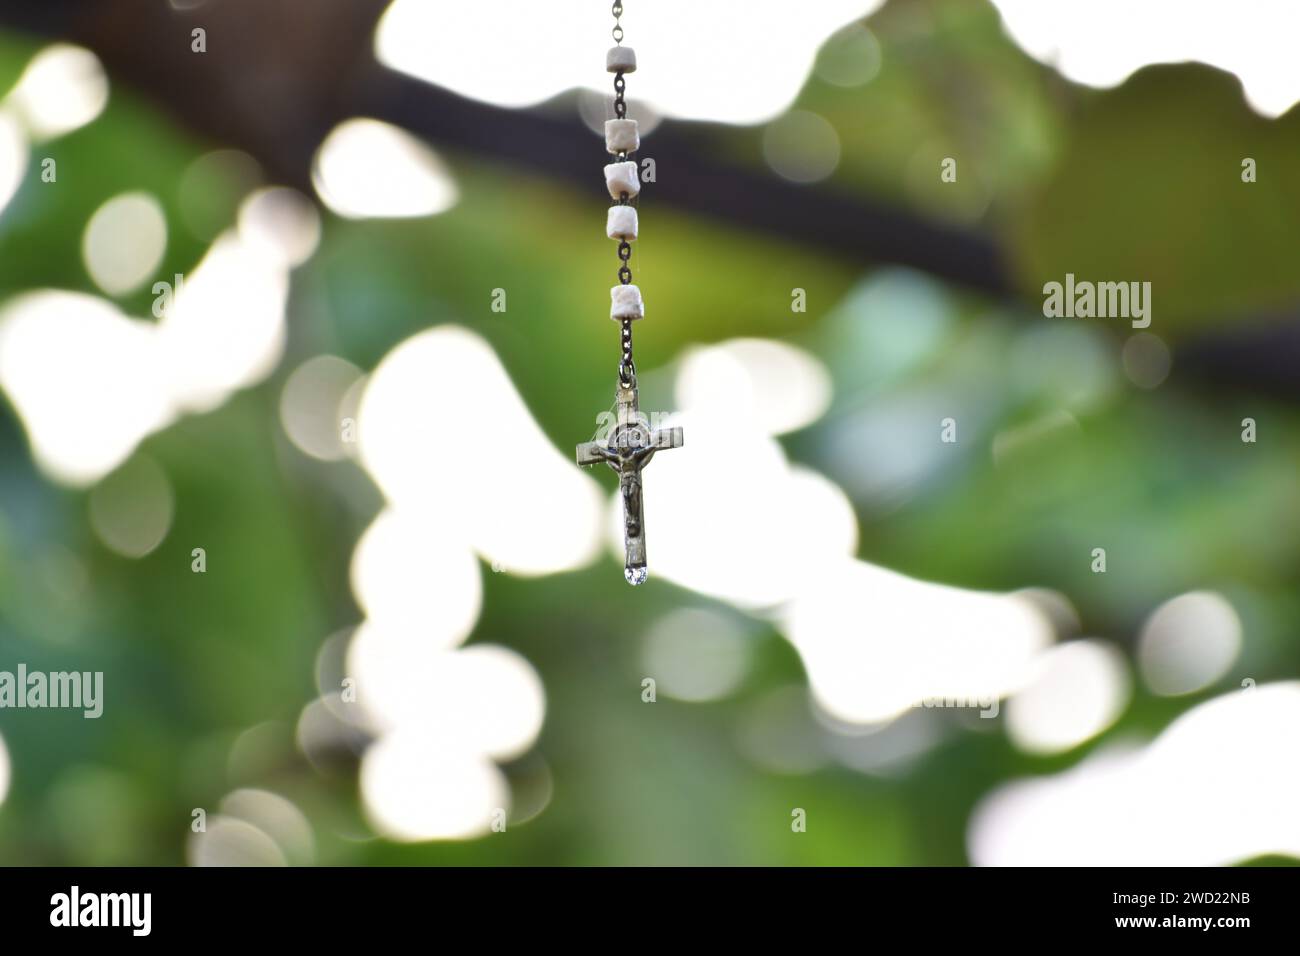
[1010,65,1300,331]
[1,0,1299,866]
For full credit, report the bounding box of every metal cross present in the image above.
[576,381,683,585]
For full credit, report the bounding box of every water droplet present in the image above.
[624,566,648,586]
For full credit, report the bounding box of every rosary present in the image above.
[574,1,684,586]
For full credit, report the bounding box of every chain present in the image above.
[620,319,635,385]
[612,2,627,119]
[613,71,626,119]
[612,0,635,386]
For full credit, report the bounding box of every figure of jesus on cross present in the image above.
[575,382,683,585]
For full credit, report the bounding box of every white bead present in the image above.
[606,46,637,73]
[610,284,644,321]
[605,118,640,154]
[607,206,638,240]
[604,161,640,200]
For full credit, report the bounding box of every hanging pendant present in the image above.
[574,3,684,586]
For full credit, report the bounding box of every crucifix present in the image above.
[576,380,683,585]
[574,1,685,586]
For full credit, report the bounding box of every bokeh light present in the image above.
[0,290,172,484]
[5,43,108,139]
[219,789,315,866]
[1005,639,1131,754]
[971,682,1300,865]
[992,0,1300,116]
[158,230,290,413]
[375,0,883,124]
[188,816,289,867]
[349,513,482,649]
[641,608,752,703]
[1138,591,1243,697]
[348,630,545,757]
[279,355,364,462]
[237,186,321,268]
[823,708,947,777]
[1,199,299,485]
[783,560,1055,725]
[360,732,509,842]
[312,118,458,219]
[358,325,605,576]
[762,110,841,183]
[82,192,168,296]
[815,23,883,88]
[675,338,832,437]
[87,452,175,558]
[1121,331,1172,389]
[0,110,26,217]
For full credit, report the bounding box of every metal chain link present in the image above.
[613,72,626,119]
[619,319,635,385]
